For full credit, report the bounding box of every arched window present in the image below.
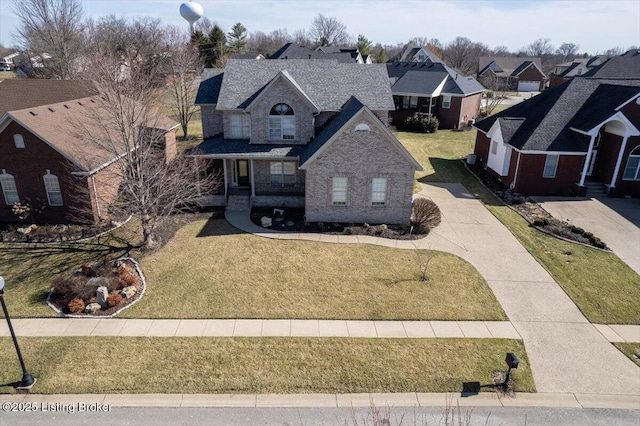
[43,170,63,206]
[623,146,640,181]
[269,103,295,141]
[0,170,19,205]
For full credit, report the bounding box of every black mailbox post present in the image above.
[503,352,519,388]
[505,352,519,369]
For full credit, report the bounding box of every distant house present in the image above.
[190,59,423,225]
[269,43,368,63]
[231,53,266,60]
[390,45,443,64]
[472,77,640,197]
[478,57,546,92]
[387,61,485,129]
[548,56,605,88]
[0,80,178,224]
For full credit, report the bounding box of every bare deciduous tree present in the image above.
[74,31,219,248]
[556,42,579,61]
[442,37,489,75]
[479,72,509,117]
[12,0,85,79]
[163,26,203,140]
[522,38,554,56]
[309,14,351,47]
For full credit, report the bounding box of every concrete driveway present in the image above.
[536,196,640,275]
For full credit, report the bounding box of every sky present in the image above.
[0,0,639,54]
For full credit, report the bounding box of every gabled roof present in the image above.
[582,53,640,79]
[387,62,485,96]
[394,46,443,64]
[475,78,640,152]
[496,118,526,141]
[0,79,98,116]
[299,96,422,170]
[4,96,178,173]
[268,43,355,63]
[209,59,394,111]
[478,56,545,78]
[244,70,319,113]
[195,69,224,105]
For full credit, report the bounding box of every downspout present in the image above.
[578,134,597,186]
[91,175,101,220]
[609,134,630,190]
[222,159,228,197]
[512,151,522,190]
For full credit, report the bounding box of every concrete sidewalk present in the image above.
[225,182,640,396]
[1,391,638,410]
[3,318,638,342]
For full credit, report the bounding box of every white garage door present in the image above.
[518,80,540,92]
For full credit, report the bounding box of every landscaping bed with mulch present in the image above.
[0,221,120,243]
[47,258,145,317]
[250,207,427,240]
[466,162,609,250]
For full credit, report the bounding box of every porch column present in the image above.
[609,134,630,188]
[250,159,255,197]
[222,160,228,196]
[578,134,597,186]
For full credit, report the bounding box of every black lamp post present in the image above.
[0,276,36,390]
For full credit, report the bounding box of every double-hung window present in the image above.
[332,177,348,205]
[0,171,19,205]
[269,103,295,141]
[442,95,451,109]
[371,178,388,206]
[270,161,296,186]
[229,114,250,139]
[43,171,63,206]
[543,155,559,178]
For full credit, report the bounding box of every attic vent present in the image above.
[48,107,54,112]
[355,123,371,132]
[636,97,640,105]
[64,104,70,109]
[90,99,95,103]
[29,111,37,116]
[77,101,83,106]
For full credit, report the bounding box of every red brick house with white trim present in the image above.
[472,77,640,197]
[0,80,179,224]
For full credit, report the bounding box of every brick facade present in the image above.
[0,121,92,223]
[517,65,545,91]
[246,77,314,145]
[201,106,223,138]
[304,113,415,224]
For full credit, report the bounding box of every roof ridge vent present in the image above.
[29,111,37,116]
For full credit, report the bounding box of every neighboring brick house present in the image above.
[0,80,179,224]
[189,59,422,225]
[472,77,640,197]
[478,57,546,92]
[387,61,485,129]
[548,56,605,88]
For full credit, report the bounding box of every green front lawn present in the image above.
[614,342,640,367]
[398,130,640,324]
[0,337,534,394]
[123,219,505,320]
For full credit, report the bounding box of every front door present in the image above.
[235,160,250,187]
[587,150,598,176]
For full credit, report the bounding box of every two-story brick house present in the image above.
[190,59,423,224]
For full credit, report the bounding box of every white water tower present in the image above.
[180,1,204,34]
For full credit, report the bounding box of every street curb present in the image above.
[1,392,639,410]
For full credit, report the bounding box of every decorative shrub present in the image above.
[411,198,442,233]
[119,272,138,288]
[106,293,123,308]
[569,225,585,235]
[81,264,94,277]
[397,114,439,133]
[67,298,85,314]
[533,218,550,227]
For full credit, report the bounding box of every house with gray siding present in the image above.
[188,59,422,225]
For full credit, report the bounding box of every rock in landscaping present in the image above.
[96,286,109,308]
[261,216,272,227]
[87,277,108,287]
[84,303,101,314]
[121,286,136,299]
[286,221,294,227]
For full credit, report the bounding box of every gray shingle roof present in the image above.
[299,96,364,165]
[212,59,394,111]
[269,43,355,62]
[387,62,484,96]
[187,137,306,158]
[478,57,543,77]
[498,118,526,141]
[195,70,224,105]
[582,54,640,79]
[475,78,640,152]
